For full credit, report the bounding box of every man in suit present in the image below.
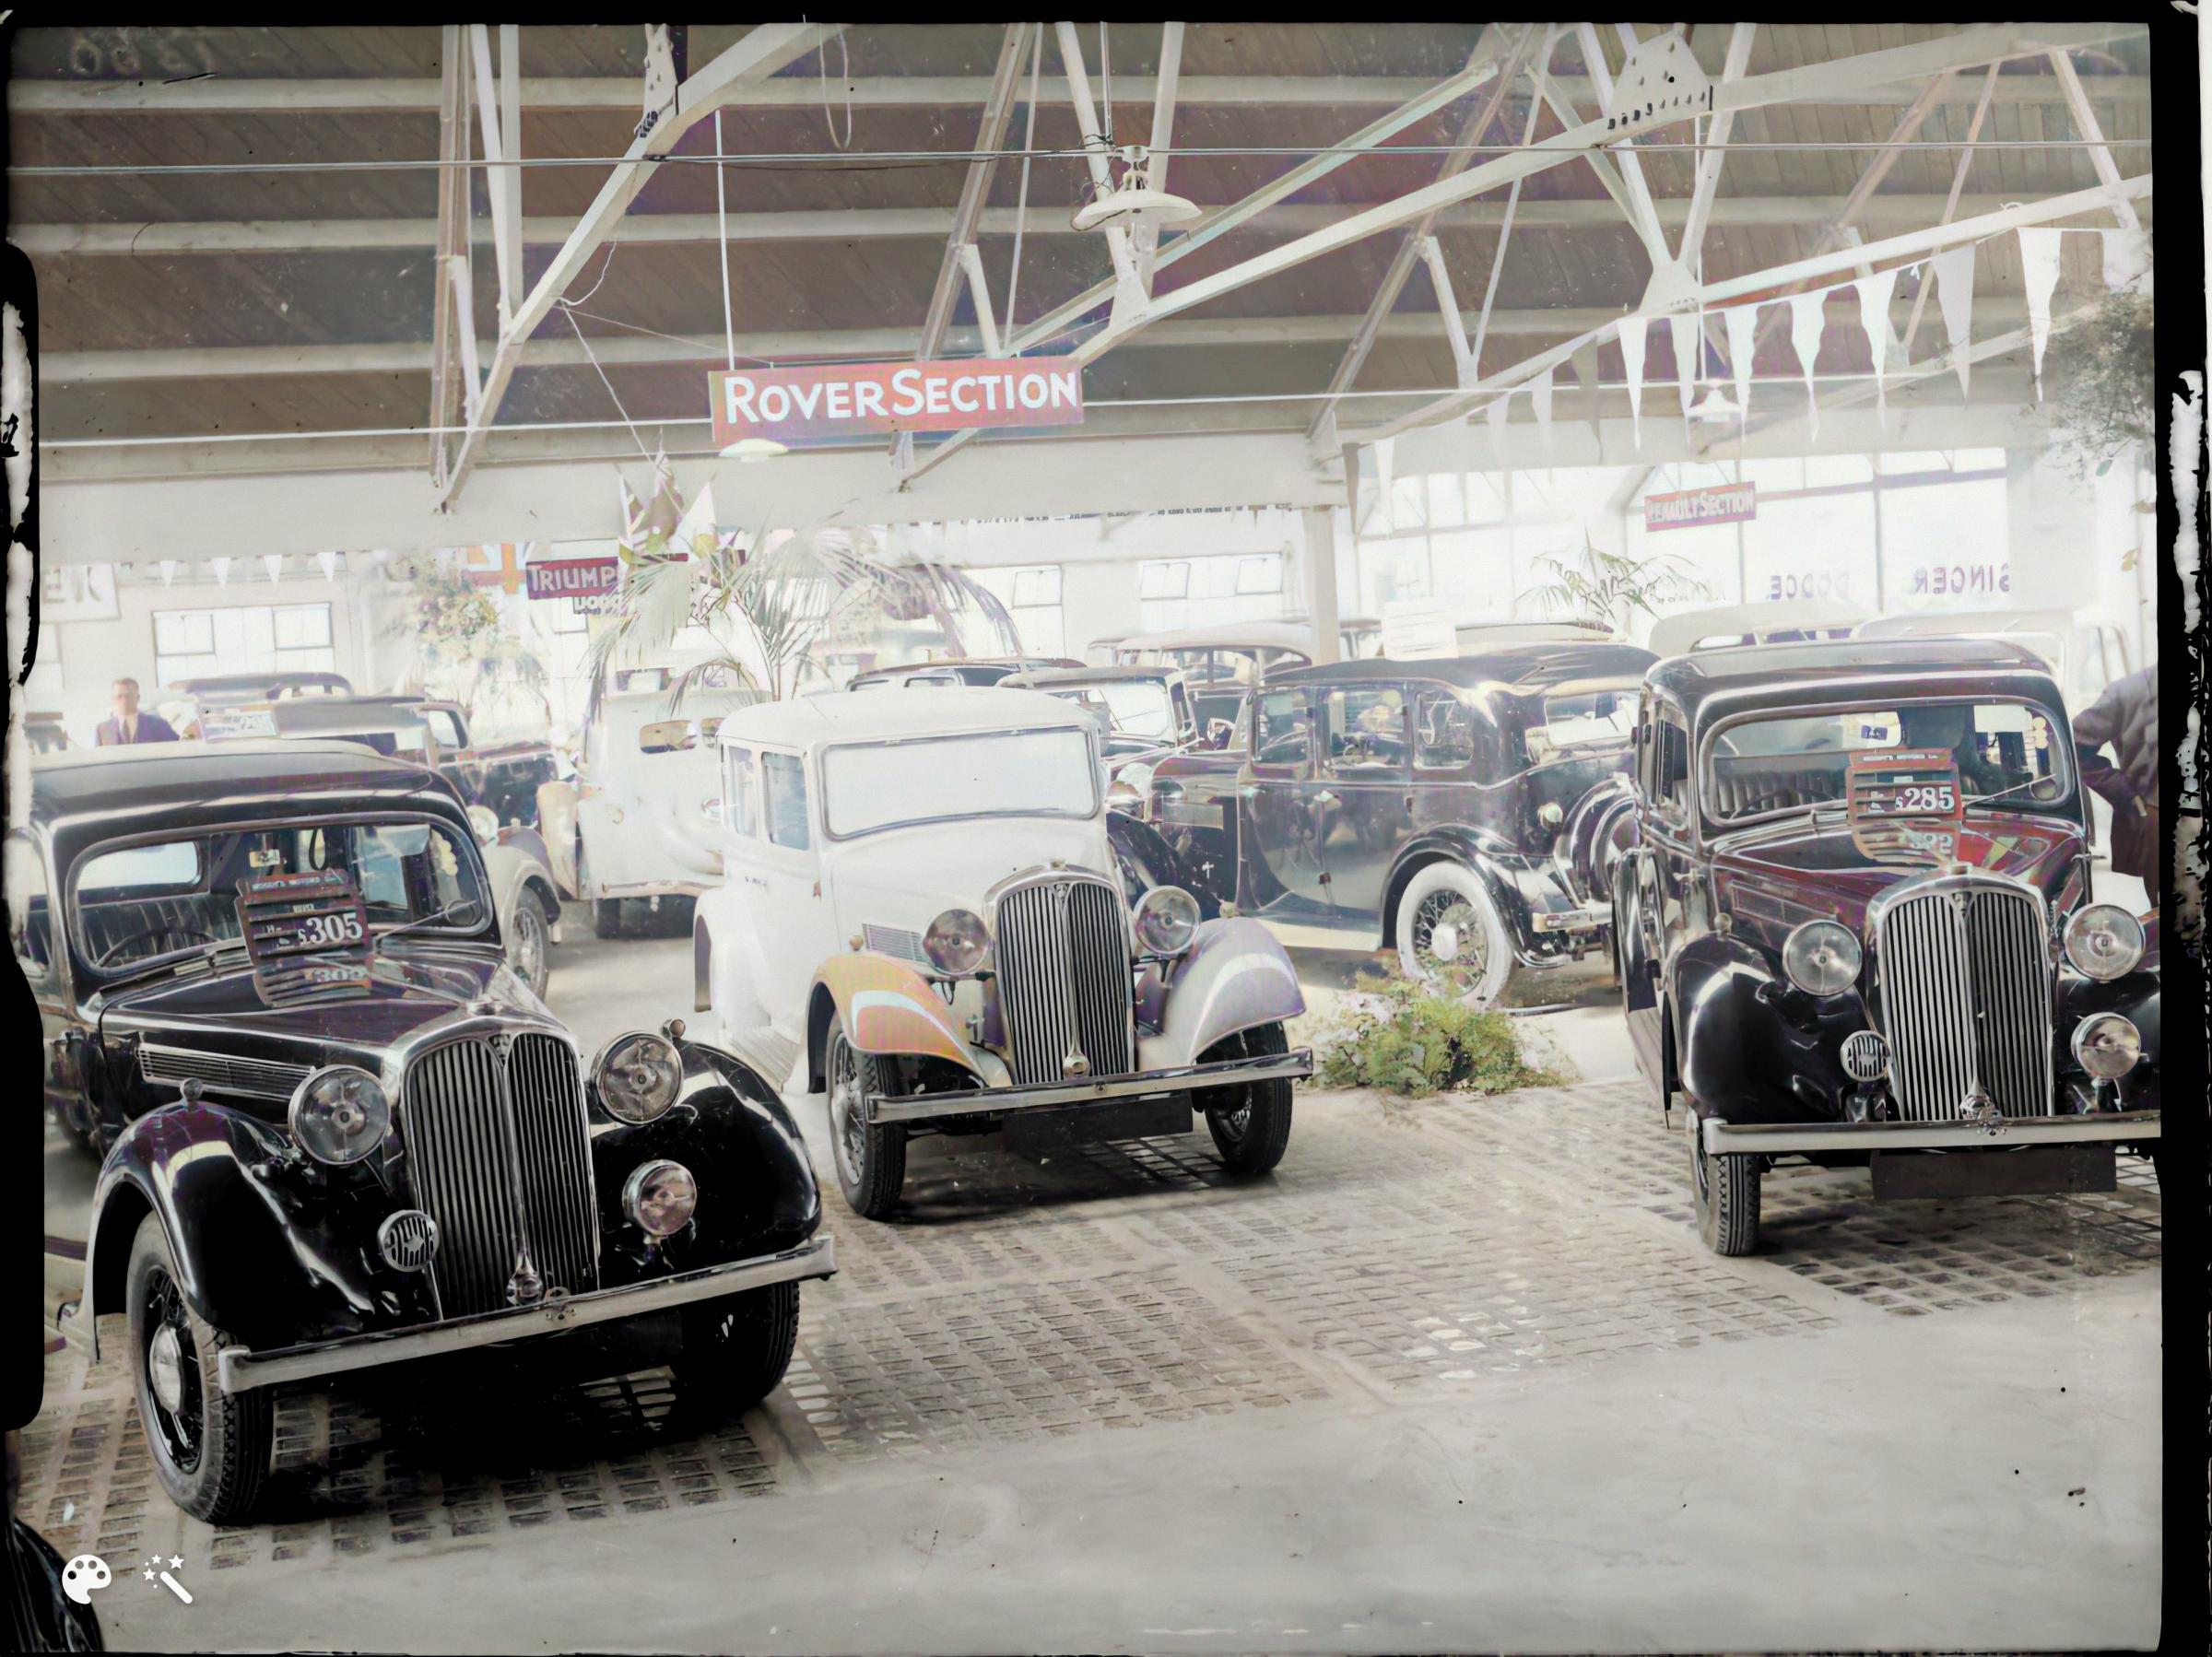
[95,677,182,746]
[2073,663,2159,904]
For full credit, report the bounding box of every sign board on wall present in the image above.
[1644,483,1755,532]
[709,359,1083,446]
[525,555,622,603]
[41,562,118,621]
[1380,598,1455,660]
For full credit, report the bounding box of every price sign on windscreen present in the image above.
[235,867,373,1000]
[1846,747,1965,864]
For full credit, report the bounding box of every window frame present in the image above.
[1250,686,1316,778]
[722,744,759,838]
[760,748,814,852]
[1317,683,1412,781]
[1413,685,1479,773]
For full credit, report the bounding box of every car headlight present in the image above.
[1782,919,1862,997]
[1133,885,1201,957]
[288,1065,391,1165]
[2071,1012,2142,1079]
[622,1158,698,1237]
[466,804,500,843]
[700,794,724,825]
[1105,778,1143,810]
[593,1031,685,1123]
[2063,903,2144,981]
[924,908,990,976]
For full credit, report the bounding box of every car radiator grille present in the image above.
[1876,884,2053,1122]
[994,876,1135,1087]
[401,1033,599,1317]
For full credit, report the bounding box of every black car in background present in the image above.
[1613,639,2161,1254]
[1228,645,1655,1006]
[17,743,833,1522]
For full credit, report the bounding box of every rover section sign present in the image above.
[709,359,1084,445]
[1643,482,1756,531]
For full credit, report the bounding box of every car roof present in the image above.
[29,739,461,837]
[1000,664,1180,688]
[1853,607,2086,639]
[719,687,1094,748]
[1116,620,1317,653]
[264,701,429,738]
[856,655,1069,677]
[1276,642,1658,691]
[1645,600,1865,659]
[1648,637,2059,718]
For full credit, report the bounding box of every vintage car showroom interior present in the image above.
[5,18,2200,1655]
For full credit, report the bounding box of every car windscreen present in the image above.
[72,818,489,975]
[821,728,1099,840]
[1528,687,1638,762]
[639,716,725,753]
[1703,699,2073,823]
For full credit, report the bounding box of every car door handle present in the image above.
[1313,790,1338,806]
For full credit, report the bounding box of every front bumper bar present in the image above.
[1702,1108,2161,1157]
[214,1234,836,1394]
[866,1047,1312,1127]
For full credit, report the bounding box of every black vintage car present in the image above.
[1222,644,1655,1005]
[13,743,833,1522]
[343,694,560,829]
[1612,639,2161,1254]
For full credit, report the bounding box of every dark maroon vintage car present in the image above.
[1612,638,2161,1254]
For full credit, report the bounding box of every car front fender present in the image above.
[2059,968,2159,1108]
[1670,935,1864,1125]
[1135,917,1306,1069]
[84,1099,427,1362]
[806,952,985,1092]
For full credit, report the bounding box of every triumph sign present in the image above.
[709,359,1084,445]
[525,555,622,602]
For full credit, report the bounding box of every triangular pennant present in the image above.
[1929,243,1977,400]
[317,549,341,583]
[1618,318,1648,452]
[211,556,232,586]
[2099,226,2149,294]
[1788,290,1827,437]
[1530,366,1555,464]
[1571,339,1604,451]
[1668,311,1700,423]
[1724,302,1758,429]
[1853,267,1899,429]
[2017,228,2063,400]
[263,552,285,582]
[159,559,178,587]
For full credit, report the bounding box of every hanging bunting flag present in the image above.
[1853,267,1900,428]
[1571,339,1604,452]
[1724,302,1759,429]
[1928,243,1978,400]
[159,559,178,587]
[263,553,285,583]
[1530,366,1555,464]
[317,550,341,582]
[2099,227,2149,294]
[1667,311,1700,423]
[211,556,232,586]
[1486,390,1511,468]
[1788,290,1826,437]
[1618,318,1648,451]
[2017,228,2063,400]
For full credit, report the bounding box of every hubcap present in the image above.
[148,1323,184,1413]
[515,905,545,982]
[142,1269,202,1474]
[1429,920,1462,962]
[1412,889,1488,993]
[829,1040,866,1185]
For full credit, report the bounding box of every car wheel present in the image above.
[510,889,552,995]
[1198,1021,1295,1175]
[824,1014,907,1220]
[676,1281,800,1416]
[53,1100,104,1161]
[1395,862,1512,1008]
[125,1213,273,1523]
[1688,1108,1761,1256]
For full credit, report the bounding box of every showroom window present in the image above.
[968,564,1065,656]
[1137,552,1284,631]
[1355,471,1569,621]
[153,603,336,687]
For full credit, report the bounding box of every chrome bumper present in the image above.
[865,1047,1312,1127]
[1701,1109,2161,1157]
[214,1235,836,1394]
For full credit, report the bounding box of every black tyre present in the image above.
[824,1014,908,1219]
[592,899,624,939]
[125,1213,273,1523]
[676,1281,801,1415]
[1688,1110,1761,1256]
[1199,1021,1295,1175]
[53,1100,104,1161]
[510,888,552,996]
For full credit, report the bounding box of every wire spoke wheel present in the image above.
[828,1035,867,1191]
[1410,888,1488,995]
[142,1267,204,1476]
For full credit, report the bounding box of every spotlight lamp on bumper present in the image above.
[2063,903,2145,981]
[2071,1012,2142,1080]
[1133,885,1201,957]
[623,1158,700,1237]
[1782,919,1862,997]
[287,1065,391,1165]
[592,1030,685,1123]
[924,907,991,976]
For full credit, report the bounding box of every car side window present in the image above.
[6,832,52,980]
[1655,711,1691,823]
[1253,688,1312,769]
[425,708,466,750]
[762,751,811,850]
[724,746,759,837]
[1415,688,1477,770]
[1323,687,1408,776]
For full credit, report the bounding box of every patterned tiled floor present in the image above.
[23,1076,2161,1572]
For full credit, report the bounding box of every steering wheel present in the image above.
[93,923,217,968]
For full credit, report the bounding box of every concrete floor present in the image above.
[28,903,2163,1653]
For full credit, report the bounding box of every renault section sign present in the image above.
[710,359,1083,445]
[1644,482,1756,531]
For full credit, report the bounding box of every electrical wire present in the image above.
[818,29,853,151]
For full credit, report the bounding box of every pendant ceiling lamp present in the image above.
[720,437,789,464]
[1071,146,1199,233]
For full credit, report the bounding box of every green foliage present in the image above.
[1313,981,1566,1099]
[2042,286,2154,483]
[383,561,547,724]
[1522,539,1710,636]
